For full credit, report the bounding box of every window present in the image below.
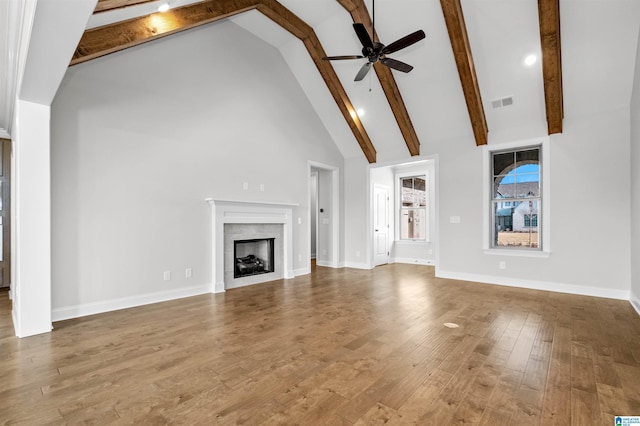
[400,175,427,240]
[491,146,541,250]
[524,213,538,227]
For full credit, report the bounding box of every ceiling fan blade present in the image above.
[382,30,426,54]
[354,62,372,81]
[353,23,374,50]
[322,55,365,61]
[380,57,414,73]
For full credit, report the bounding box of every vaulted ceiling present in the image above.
[2,0,639,161]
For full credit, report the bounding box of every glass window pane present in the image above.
[493,152,514,177]
[516,148,539,164]
[402,178,414,206]
[493,199,539,248]
[402,176,426,207]
[400,208,426,240]
[414,177,426,207]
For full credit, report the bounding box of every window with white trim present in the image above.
[491,146,541,250]
[399,175,427,241]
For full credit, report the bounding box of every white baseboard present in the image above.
[343,261,372,270]
[294,267,311,276]
[392,257,435,266]
[315,260,340,268]
[435,268,630,301]
[51,284,214,322]
[631,289,640,316]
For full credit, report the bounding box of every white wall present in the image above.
[11,99,52,336]
[436,109,631,299]
[50,21,344,318]
[630,28,640,312]
[344,108,632,299]
[344,156,369,269]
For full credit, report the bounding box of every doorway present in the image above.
[0,139,10,289]
[310,170,318,261]
[309,162,339,269]
[373,185,390,266]
[369,157,438,267]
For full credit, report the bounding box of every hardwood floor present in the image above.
[1,264,639,424]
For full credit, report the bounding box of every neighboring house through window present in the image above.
[400,175,427,241]
[491,146,541,250]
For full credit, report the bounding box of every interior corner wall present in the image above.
[344,156,370,269]
[12,99,53,336]
[630,27,640,312]
[50,21,344,318]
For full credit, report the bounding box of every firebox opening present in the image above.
[234,238,275,278]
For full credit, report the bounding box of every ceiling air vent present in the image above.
[491,96,514,109]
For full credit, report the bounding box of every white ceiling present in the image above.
[2,0,640,159]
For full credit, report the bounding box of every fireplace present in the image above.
[207,199,296,292]
[234,238,275,278]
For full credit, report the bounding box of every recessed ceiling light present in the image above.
[524,54,537,66]
[158,3,170,12]
[357,108,365,117]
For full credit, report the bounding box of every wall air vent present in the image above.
[491,96,514,109]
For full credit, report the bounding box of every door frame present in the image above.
[0,139,11,288]
[308,161,339,270]
[368,155,439,269]
[373,184,390,266]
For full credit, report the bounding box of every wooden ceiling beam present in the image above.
[94,0,158,14]
[337,0,421,157]
[72,0,376,162]
[440,0,488,146]
[538,0,563,134]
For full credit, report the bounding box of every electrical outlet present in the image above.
[298,254,302,261]
[260,184,265,192]
[185,268,192,278]
[243,182,249,190]
[164,271,171,281]
[499,261,506,270]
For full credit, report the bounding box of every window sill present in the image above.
[483,249,550,258]
[395,240,430,245]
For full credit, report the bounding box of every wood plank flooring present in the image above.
[1,264,640,424]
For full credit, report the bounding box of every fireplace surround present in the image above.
[206,199,296,292]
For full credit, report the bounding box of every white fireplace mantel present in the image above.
[206,199,297,293]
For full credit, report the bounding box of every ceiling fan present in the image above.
[322,2,425,81]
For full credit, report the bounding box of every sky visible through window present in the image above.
[499,164,539,184]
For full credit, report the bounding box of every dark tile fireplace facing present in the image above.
[234,238,275,278]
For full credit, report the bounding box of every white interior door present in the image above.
[373,185,389,266]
